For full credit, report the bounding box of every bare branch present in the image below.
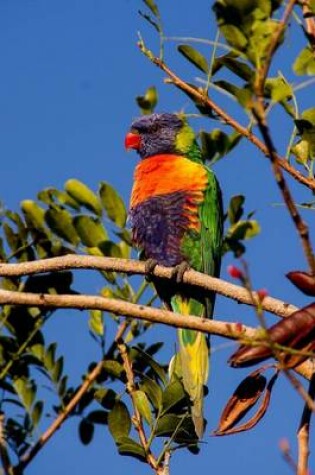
[137,45,315,192]
[297,374,315,475]
[16,359,105,472]
[0,255,297,318]
[0,285,313,380]
[0,287,257,341]
[0,413,14,475]
[116,336,162,474]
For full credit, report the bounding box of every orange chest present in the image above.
[130,154,208,208]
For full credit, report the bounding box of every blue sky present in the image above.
[0,1,314,474]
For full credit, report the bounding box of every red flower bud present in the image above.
[227,265,243,280]
[257,288,268,301]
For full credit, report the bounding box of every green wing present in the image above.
[172,166,223,438]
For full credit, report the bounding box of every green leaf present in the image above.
[143,0,159,17]
[214,80,252,107]
[108,401,131,442]
[102,360,124,379]
[136,86,158,115]
[20,200,46,231]
[98,240,123,258]
[155,414,184,437]
[13,377,36,411]
[139,376,163,410]
[94,388,117,410]
[116,436,146,461]
[88,309,104,336]
[31,400,43,429]
[99,182,127,227]
[52,357,63,384]
[65,179,102,216]
[162,380,187,414]
[3,223,19,252]
[293,47,315,76]
[228,195,245,225]
[133,390,152,426]
[291,140,310,165]
[58,375,68,398]
[131,347,167,385]
[220,25,248,51]
[73,215,108,247]
[228,220,261,240]
[44,343,57,371]
[45,207,79,245]
[301,108,315,126]
[178,45,209,73]
[87,410,108,425]
[265,76,292,102]
[79,418,94,445]
[212,54,254,81]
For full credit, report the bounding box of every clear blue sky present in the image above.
[0,1,314,474]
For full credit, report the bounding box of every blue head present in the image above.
[125,113,185,159]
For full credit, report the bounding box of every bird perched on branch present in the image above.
[125,112,223,438]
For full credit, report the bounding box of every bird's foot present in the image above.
[171,261,190,284]
[144,258,158,282]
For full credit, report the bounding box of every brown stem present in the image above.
[255,0,297,98]
[136,49,315,191]
[0,255,297,318]
[301,0,315,52]
[116,336,162,474]
[0,413,14,475]
[0,287,312,380]
[16,359,105,472]
[297,373,315,475]
[283,369,315,412]
[253,110,315,276]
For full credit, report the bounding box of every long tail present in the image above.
[172,298,210,438]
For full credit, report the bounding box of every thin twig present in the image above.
[253,108,315,275]
[297,373,315,475]
[0,413,14,475]
[16,359,105,472]
[116,336,162,474]
[137,44,315,191]
[283,369,315,412]
[255,0,297,98]
[0,255,297,318]
[252,0,315,274]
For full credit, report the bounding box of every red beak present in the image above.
[125,131,141,150]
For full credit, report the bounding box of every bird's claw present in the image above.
[171,262,190,284]
[144,258,158,282]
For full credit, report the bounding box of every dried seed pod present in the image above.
[213,369,278,436]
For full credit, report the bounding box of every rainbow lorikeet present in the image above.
[125,113,223,437]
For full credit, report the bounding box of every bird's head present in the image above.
[125,113,195,159]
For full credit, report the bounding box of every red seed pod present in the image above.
[286,271,315,296]
[229,302,315,368]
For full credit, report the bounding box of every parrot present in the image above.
[125,113,223,438]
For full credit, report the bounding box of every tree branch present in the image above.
[16,359,105,472]
[137,44,315,192]
[297,373,315,475]
[0,255,297,318]
[0,413,14,475]
[0,284,313,380]
[255,0,297,98]
[116,335,162,474]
